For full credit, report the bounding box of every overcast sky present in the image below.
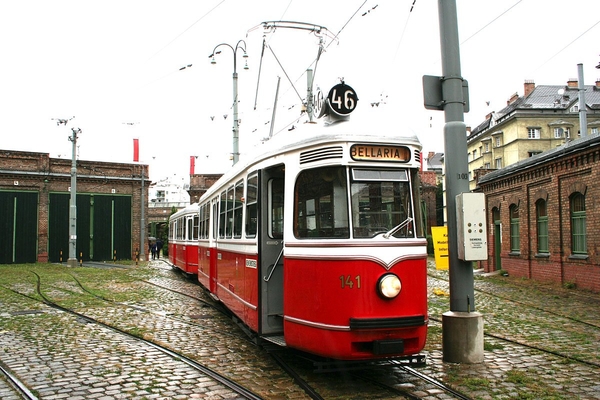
[1,0,598,182]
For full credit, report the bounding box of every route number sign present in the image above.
[327,83,358,115]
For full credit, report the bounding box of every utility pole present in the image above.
[68,127,81,267]
[423,0,484,363]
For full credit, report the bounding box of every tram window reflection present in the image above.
[245,174,258,238]
[269,178,284,239]
[351,168,414,238]
[294,167,349,239]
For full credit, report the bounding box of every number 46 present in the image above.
[331,89,356,111]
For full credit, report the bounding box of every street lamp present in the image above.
[209,40,249,165]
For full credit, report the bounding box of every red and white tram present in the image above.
[173,101,428,361]
[168,203,200,275]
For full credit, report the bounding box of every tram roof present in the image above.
[201,107,422,200]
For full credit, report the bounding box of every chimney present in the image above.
[466,126,472,134]
[428,151,435,160]
[596,79,600,88]
[524,80,535,97]
[507,92,519,105]
[567,78,578,88]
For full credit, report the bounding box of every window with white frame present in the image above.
[591,127,598,135]
[554,127,564,138]
[484,142,490,152]
[528,127,541,139]
[495,158,502,169]
[495,137,501,147]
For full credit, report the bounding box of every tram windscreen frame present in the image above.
[350,168,415,239]
[293,166,417,239]
[294,166,350,239]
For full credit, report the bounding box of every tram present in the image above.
[171,84,428,361]
[168,203,200,275]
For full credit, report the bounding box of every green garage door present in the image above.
[49,193,132,262]
[0,191,38,264]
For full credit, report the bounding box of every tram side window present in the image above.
[245,174,258,238]
[233,179,244,238]
[193,215,199,240]
[269,178,284,239]
[350,169,414,238]
[226,186,234,238]
[177,218,184,240]
[198,204,205,239]
[199,204,209,239]
[219,192,226,238]
[294,167,349,239]
[212,202,218,239]
[186,217,193,240]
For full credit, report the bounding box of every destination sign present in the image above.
[350,144,411,162]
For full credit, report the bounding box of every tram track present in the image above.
[428,272,600,330]
[19,268,329,399]
[428,274,600,369]
[137,265,477,399]
[3,272,264,400]
[0,362,38,400]
[352,361,474,400]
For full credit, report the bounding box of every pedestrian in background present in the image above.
[156,239,163,259]
[150,242,157,260]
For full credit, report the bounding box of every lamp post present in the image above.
[209,40,249,165]
[68,127,81,267]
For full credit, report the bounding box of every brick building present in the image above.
[188,173,223,204]
[0,150,148,263]
[476,133,600,293]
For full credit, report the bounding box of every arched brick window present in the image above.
[570,192,587,255]
[509,203,520,253]
[536,199,548,254]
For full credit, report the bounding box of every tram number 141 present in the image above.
[340,275,361,289]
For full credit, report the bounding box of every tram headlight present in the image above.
[377,274,401,299]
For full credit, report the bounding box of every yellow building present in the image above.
[467,79,600,190]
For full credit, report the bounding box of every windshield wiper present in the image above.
[383,217,413,239]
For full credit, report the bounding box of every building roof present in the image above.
[478,132,600,184]
[469,82,600,140]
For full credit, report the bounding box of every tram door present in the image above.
[259,165,285,335]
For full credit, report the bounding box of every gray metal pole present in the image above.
[67,128,80,267]
[233,70,240,164]
[307,69,314,122]
[438,0,475,313]
[577,63,587,137]
[269,76,281,139]
[210,40,247,166]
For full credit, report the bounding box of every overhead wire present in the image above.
[460,0,523,45]
[146,0,227,62]
[392,0,416,63]
[533,19,600,73]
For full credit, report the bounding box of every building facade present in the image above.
[476,133,600,293]
[467,79,600,190]
[0,150,148,263]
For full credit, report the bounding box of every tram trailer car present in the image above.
[168,203,200,275]
[183,108,428,361]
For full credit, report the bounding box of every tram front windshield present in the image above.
[294,166,414,239]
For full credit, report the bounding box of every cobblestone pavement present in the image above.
[423,260,600,399]
[0,259,598,399]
